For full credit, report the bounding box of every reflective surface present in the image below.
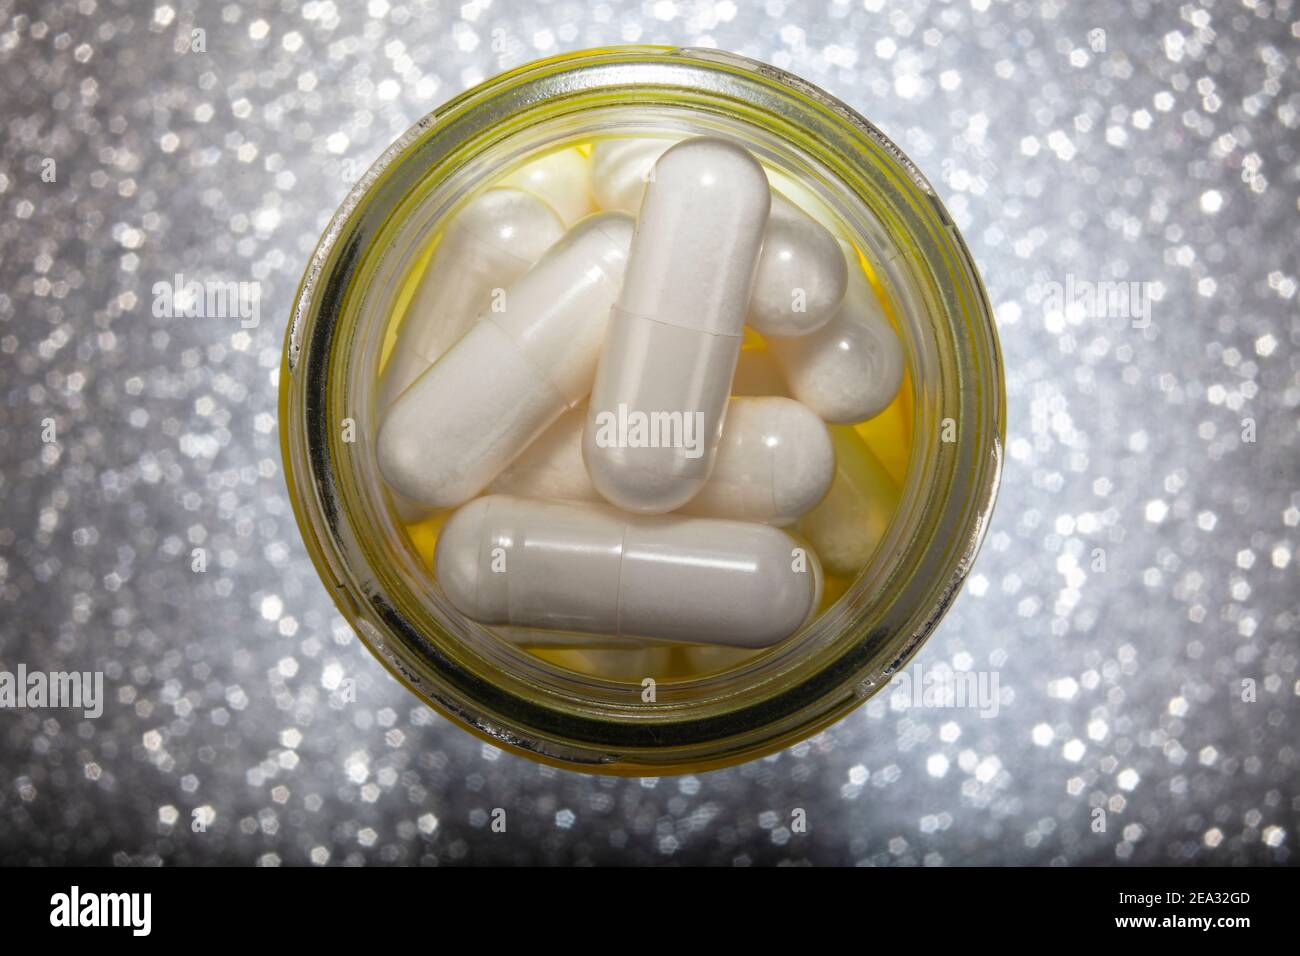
[0,2,1295,864]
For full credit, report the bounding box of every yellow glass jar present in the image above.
[281,47,1004,774]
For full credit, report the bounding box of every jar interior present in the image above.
[347,105,938,697]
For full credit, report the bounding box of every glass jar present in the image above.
[280,46,1004,774]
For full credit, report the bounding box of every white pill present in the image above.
[584,137,770,513]
[499,146,594,226]
[678,397,834,526]
[746,191,847,337]
[589,136,680,214]
[378,187,565,409]
[377,213,634,509]
[493,396,833,526]
[436,495,822,648]
[768,241,905,423]
[592,138,846,337]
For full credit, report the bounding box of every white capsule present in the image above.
[584,137,770,513]
[589,136,681,214]
[768,241,905,424]
[746,191,847,337]
[499,146,594,226]
[678,397,834,526]
[378,187,565,409]
[493,396,833,526]
[592,138,845,337]
[436,495,822,648]
[377,213,635,509]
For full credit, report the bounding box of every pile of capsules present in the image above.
[376,136,904,651]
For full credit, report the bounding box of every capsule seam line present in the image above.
[610,305,746,339]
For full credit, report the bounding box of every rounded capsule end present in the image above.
[376,404,480,511]
[747,193,848,337]
[375,415,427,506]
[653,137,770,207]
[434,497,499,623]
[582,426,705,514]
[590,137,673,214]
[456,186,566,261]
[770,243,907,425]
[772,531,824,643]
[499,147,593,226]
[732,528,824,648]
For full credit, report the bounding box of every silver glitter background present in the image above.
[1,0,1296,866]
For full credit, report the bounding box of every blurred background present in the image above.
[0,0,1296,865]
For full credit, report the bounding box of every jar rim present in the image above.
[281,45,1005,774]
